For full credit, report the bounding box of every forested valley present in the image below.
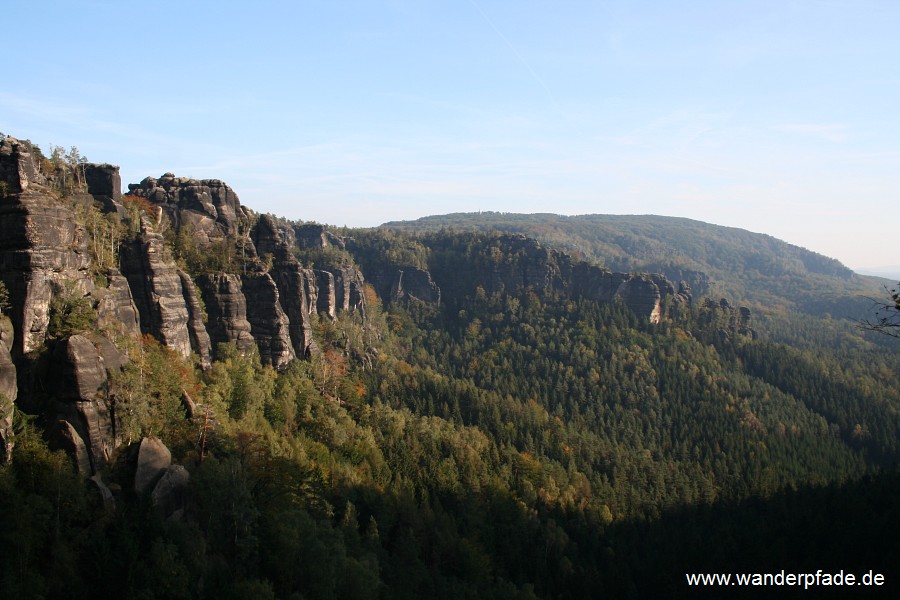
[1,135,897,598]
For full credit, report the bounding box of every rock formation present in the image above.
[699,298,756,341]
[134,436,172,495]
[333,267,367,317]
[95,268,142,338]
[316,270,336,318]
[0,316,16,461]
[293,223,346,250]
[50,334,127,473]
[241,271,295,369]
[252,215,318,357]
[127,174,246,244]
[84,163,123,215]
[197,272,256,356]
[1,137,94,355]
[120,216,194,358]
[371,266,441,305]
[1,135,702,476]
[432,234,686,323]
[178,270,213,369]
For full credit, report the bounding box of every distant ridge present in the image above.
[383,212,884,319]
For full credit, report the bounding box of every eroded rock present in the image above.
[127,174,245,243]
[134,437,172,495]
[0,316,16,461]
[120,216,193,357]
[241,271,295,369]
[196,272,255,356]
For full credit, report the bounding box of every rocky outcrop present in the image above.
[120,216,193,358]
[0,316,16,461]
[84,163,123,215]
[0,154,93,355]
[316,270,336,318]
[294,223,346,250]
[252,215,318,357]
[197,273,255,356]
[431,234,684,323]
[57,419,92,475]
[372,267,440,305]
[313,268,365,317]
[333,268,367,317]
[241,272,295,369]
[700,298,756,341]
[127,174,245,244]
[615,275,663,324]
[50,334,127,473]
[0,136,41,194]
[178,270,212,369]
[272,265,319,357]
[95,269,141,338]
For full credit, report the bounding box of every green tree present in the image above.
[47,282,95,339]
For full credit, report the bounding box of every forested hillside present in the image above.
[384,212,889,317]
[1,135,897,598]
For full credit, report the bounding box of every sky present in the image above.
[3,0,899,274]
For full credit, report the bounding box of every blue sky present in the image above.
[3,0,899,273]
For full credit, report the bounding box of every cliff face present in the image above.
[197,272,255,355]
[252,215,318,357]
[0,133,692,473]
[241,272,295,369]
[0,316,16,462]
[371,267,441,305]
[0,141,94,355]
[50,334,126,474]
[120,216,194,357]
[431,234,686,323]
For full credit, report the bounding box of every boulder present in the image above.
[56,419,93,475]
[151,464,190,517]
[134,437,172,495]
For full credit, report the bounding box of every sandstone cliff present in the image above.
[0,133,698,476]
[0,316,16,462]
[127,174,248,244]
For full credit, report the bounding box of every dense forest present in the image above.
[1,135,897,598]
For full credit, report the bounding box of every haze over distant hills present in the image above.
[855,265,900,281]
